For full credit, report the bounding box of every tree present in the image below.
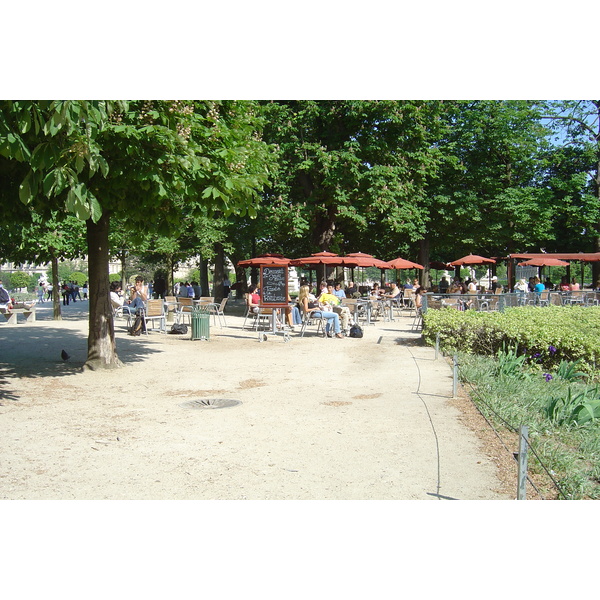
[540,100,600,281]
[0,100,272,369]
[420,101,559,274]
[255,100,446,282]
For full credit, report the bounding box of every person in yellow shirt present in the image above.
[318,283,353,333]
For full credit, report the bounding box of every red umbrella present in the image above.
[340,252,392,269]
[237,253,291,267]
[387,257,424,270]
[290,251,345,267]
[518,257,570,267]
[450,254,496,266]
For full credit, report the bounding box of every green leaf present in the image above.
[88,193,103,223]
[19,172,33,204]
[42,170,56,196]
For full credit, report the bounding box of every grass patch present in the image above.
[457,351,600,499]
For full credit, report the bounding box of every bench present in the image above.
[0,306,36,324]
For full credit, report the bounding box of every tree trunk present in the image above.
[84,212,122,371]
[418,237,430,289]
[213,243,225,301]
[199,254,210,297]
[50,254,62,320]
[119,250,127,288]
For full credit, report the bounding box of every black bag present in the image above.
[128,313,145,336]
[349,323,363,338]
[169,323,188,335]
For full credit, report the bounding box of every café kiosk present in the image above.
[259,266,290,342]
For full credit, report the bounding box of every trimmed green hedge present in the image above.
[422,305,600,376]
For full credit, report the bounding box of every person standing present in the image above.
[46,282,53,301]
[223,275,231,298]
[62,283,70,305]
[153,276,166,300]
[82,281,89,300]
[37,283,45,303]
[0,280,10,308]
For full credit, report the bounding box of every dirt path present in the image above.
[0,301,512,500]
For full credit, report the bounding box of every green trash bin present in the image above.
[191,305,210,340]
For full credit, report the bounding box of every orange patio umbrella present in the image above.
[518,257,570,267]
[290,251,345,267]
[237,253,291,267]
[340,252,392,269]
[386,257,424,270]
[450,254,496,266]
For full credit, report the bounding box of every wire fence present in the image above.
[446,350,570,500]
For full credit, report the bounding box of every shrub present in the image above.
[9,270,30,290]
[423,305,600,377]
[69,271,87,286]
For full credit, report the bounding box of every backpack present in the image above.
[349,323,363,338]
[168,323,188,335]
[128,313,145,336]
[0,287,9,304]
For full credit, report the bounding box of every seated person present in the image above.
[318,283,354,332]
[110,281,124,310]
[191,281,202,299]
[414,286,424,310]
[124,276,147,314]
[370,282,383,297]
[176,282,188,298]
[383,282,402,299]
[403,279,414,290]
[514,278,528,294]
[333,282,346,300]
[345,281,358,297]
[298,285,343,338]
[439,276,449,293]
[246,284,261,313]
[285,294,302,330]
[534,277,545,294]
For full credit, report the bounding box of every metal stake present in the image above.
[452,354,458,398]
[517,425,529,500]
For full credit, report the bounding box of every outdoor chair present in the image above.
[299,306,327,338]
[341,298,359,324]
[164,295,178,320]
[208,297,228,327]
[242,294,258,330]
[567,290,585,305]
[175,297,194,325]
[141,299,166,334]
[411,307,423,331]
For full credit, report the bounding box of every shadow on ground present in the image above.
[0,325,163,402]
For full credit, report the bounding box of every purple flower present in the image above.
[533,353,541,358]
[548,345,557,355]
[544,373,553,382]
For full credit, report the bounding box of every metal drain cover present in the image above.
[180,398,242,409]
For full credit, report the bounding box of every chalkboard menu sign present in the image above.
[260,266,288,308]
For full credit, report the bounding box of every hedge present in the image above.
[422,305,600,376]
